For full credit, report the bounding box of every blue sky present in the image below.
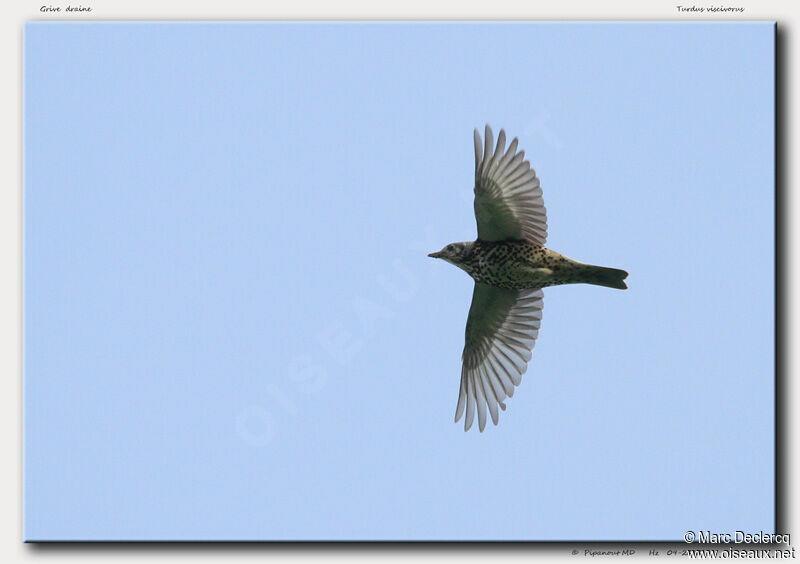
[24,22,774,540]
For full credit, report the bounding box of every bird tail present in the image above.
[581,265,629,290]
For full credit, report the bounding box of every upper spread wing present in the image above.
[473,125,547,244]
[456,283,544,432]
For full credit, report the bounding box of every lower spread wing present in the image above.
[456,283,544,432]
[473,125,548,245]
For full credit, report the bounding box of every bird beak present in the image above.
[428,251,442,258]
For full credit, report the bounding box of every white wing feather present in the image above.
[457,284,544,431]
[473,125,548,244]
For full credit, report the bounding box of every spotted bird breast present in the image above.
[466,240,553,289]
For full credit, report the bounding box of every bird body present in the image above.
[431,239,628,290]
[429,125,628,432]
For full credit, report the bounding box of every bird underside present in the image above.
[464,240,620,290]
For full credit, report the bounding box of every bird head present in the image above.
[428,242,471,267]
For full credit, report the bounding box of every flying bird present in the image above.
[429,125,628,432]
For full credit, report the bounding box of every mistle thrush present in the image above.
[429,125,628,432]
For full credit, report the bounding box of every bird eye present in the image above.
[447,245,455,252]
